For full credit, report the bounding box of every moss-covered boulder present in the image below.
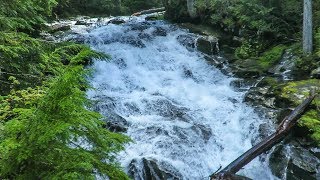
[231,45,286,78]
[276,79,320,106]
[274,79,320,146]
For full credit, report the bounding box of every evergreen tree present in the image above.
[0,66,130,179]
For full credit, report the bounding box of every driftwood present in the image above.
[132,7,165,16]
[211,94,317,180]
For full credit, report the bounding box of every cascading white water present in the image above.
[84,17,275,179]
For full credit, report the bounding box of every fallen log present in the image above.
[210,93,317,180]
[132,7,165,16]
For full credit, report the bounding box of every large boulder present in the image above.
[196,36,219,56]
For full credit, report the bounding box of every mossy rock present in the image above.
[299,110,320,146]
[258,45,286,70]
[276,79,320,106]
[232,58,264,78]
[274,79,320,146]
[231,45,287,78]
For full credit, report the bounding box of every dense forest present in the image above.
[0,0,319,179]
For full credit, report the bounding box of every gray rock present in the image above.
[231,59,264,78]
[269,145,290,179]
[196,36,219,56]
[108,18,126,25]
[244,87,275,108]
[128,158,182,180]
[103,114,129,133]
[75,20,89,25]
[152,27,167,36]
[177,34,197,50]
[269,145,320,180]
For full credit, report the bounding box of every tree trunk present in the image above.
[303,0,313,54]
[132,7,165,16]
[187,0,197,18]
[210,94,316,180]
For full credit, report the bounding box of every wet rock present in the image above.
[108,18,126,25]
[231,59,264,78]
[310,147,320,159]
[270,145,320,180]
[230,79,257,91]
[147,99,189,120]
[196,36,219,56]
[130,22,151,31]
[269,145,290,179]
[103,114,129,132]
[286,147,319,180]
[177,34,196,50]
[138,32,153,41]
[128,158,181,180]
[244,87,275,108]
[191,124,212,142]
[65,33,86,43]
[120,36,146,48]
[268,50,297,80]
[152,27,167,36]
[258,123,272,139]
[75,20,89,25]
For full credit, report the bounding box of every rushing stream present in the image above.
[80,17,275,179]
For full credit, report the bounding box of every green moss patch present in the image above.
[275,79,320,145]
[278,79,320,106]
[258,45,287,69]
[300,110,320,146]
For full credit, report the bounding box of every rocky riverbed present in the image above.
[44,15,319,179]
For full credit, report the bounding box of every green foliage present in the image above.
[0,66,130,179]
[258,45,286,68]
[122,0,163,13]
[54,0,163,17]
[300,110,320,146]
[0,32,106,95]
[0,1,130,178]
[0,0,57,32]
[235,40,263,59]
[194,0,320,41]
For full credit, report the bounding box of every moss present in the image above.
[258,45,286,69]
[274,79,320,145]
[257,77,278,87]
[299,110,320,146]
[278,79,320,106]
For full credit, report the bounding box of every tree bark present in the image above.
[210,94,316,180]
[187,0,197,18]
[132,7,165,16]
[303,0,313,54]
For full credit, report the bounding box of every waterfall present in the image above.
[82,17,275,179]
